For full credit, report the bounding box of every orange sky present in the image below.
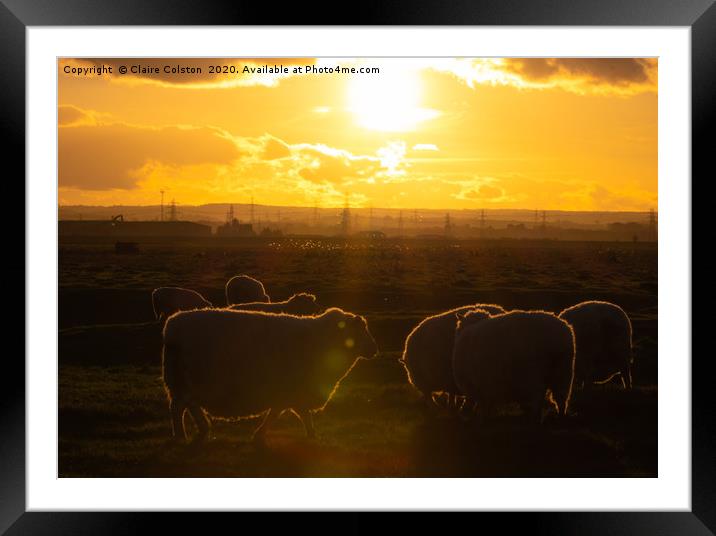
[58,57,657,211]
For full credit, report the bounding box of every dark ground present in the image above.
[58,237,657,477]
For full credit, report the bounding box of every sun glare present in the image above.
[347,68,439,132]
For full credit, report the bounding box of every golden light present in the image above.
[377,141,407,176]
[347,68,439,132]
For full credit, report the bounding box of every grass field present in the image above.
[58,237,658,477]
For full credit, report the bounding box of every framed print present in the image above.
[6,0,710,532]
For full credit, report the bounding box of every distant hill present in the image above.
[58,203,654,230]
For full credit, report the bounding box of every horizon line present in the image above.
[57,203,657,214]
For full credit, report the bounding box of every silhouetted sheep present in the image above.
[452,309,575,422]
[229,293,323,316]
[559,300,633,389]
[225,275,270,305]
[400,303,506,411]
[162,307,378,444]
[151,287,212,322]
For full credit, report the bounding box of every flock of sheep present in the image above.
[153,275,633,446]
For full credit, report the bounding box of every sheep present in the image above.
[161,307,378,445]
[151,287,212,322]
[558,300,633,390]
[452,309,575,423]
[225,275,270,305]
[229,293,322,316]
[400,303,506,412]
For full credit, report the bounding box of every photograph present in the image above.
[57,56,659,479]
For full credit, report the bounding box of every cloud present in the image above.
[429,57,657,96]
[126,138,389,207]
[377,141,407,176]
[500,58,656,88]
[454,177,510,203]
[294,143,381,185]
[583,184,657,211]
[60,57,656,97]
[449,174,655,211]
[259,135,292,160]
[58,105,113,127]
[461,184,505,201]
[412,143,439,151]
[58,105,92,126]
[58,109,411,208]
[59,118,242,190]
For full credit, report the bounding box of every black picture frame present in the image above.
[5,0,708,533]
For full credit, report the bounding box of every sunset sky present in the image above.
[58,57,657,211]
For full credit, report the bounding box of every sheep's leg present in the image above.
[457,396,467,413]
[430,392,444,408]
[448,393,463,414]
[252,408,278,445]
[455,394,466,415]
[297,410,316,439]
[458,396,477,421]
[421,392,439,417]
[187,404,211,443]
[620,367,633,390]
[581,378,593,393]
[287,408,316,438]
[169,399,187,440]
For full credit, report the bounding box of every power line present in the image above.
[340,193,351,235]
[168,199,177,221]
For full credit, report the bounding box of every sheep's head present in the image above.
[226,274,270,304]
[349,315,378,360]
[325,308,378,361]
[455,308,492,333]
[288,293,322,315]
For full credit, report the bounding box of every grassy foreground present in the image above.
[59,238,657,477]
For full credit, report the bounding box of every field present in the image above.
[59,237,658,477]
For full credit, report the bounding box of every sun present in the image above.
[347,67,439,132]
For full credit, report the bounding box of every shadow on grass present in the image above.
[410,417,627,477]
[58,363,656,478]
